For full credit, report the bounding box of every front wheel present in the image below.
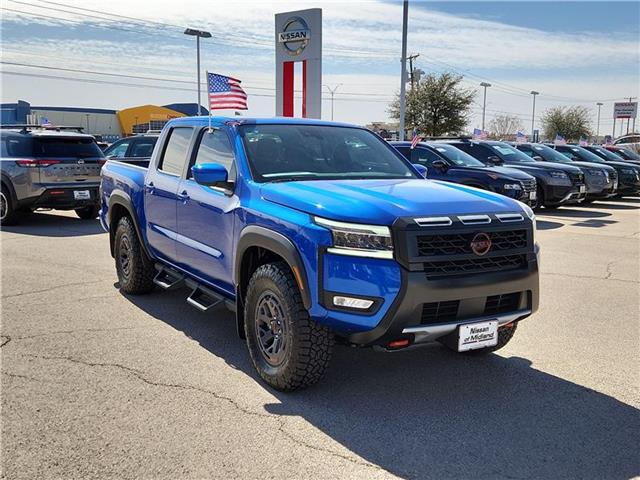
[244,262,334,391]
[0,185,20,226]
[114,216,155,294]
[75,204,100,220]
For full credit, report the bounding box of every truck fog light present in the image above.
[333,296,374,310]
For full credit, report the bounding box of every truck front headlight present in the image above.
[520,202,536,234]
[314,217,393,259]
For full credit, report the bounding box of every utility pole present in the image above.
[407,53,420,90]
[530,91,539,138]
[323,84,342,121]
[626,96,637,134]
[480,82,491,131]
[596,102,603,140]
[184,28,212,116]
[398,0,409,141]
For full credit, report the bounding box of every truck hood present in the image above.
[260,179,523,225]
[462,165,534,180]
[504,161,582,174]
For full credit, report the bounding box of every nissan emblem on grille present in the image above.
[470,232,492,256]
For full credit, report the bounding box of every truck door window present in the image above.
[190,129,236,181]
[158,127,193,176]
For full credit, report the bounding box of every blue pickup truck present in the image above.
[100,117,540,391]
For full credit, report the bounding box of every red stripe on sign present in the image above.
[302,59,307,118]
[283,61,294,117]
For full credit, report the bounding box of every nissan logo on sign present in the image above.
[278,16,310,56]
[470,232,492,256]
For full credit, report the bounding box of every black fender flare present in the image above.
[235,226,312,310]
[107,190,153,260]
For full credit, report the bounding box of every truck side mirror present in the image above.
[192,162,228,187]
[431,159,448,171]
[532,155,544,161]
[412,164,428,177]
[487,155,503,165]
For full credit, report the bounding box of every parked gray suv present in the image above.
[0,125,104,225]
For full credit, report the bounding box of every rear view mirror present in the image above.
[412,164,428,177]
[192,162,228,187]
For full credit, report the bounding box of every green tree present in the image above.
[541,106,592,141]
[388,72,475,136]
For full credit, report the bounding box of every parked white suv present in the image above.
[613,133,640,154]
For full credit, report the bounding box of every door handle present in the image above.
[177,190,190,203]
[145,182,155,194]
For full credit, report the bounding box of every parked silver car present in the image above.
[0,125,104,225]
[613,133,640,154]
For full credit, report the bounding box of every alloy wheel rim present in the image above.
[0,192,7,221]
[255,291,288,367]
[119,236,132,278]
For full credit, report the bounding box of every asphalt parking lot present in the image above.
[1,199,639,479]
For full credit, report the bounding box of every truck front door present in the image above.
[175,127,238,295]
[144,126,195,263]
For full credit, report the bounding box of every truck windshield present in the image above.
[239,124,418,182]
[566,146,606,163]
[532,144,572,163]
[430,144,485,167]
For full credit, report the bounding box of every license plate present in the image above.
[579,185,586,193]
[458,320,498,352]
[529,190,537,200]
[73,190,91,200]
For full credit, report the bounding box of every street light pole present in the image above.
[184,28,212,116]
[596,102,603,140]
[398,0,409,141]
[530,91,539,138]
[480,82,491,131]
[323,84,342,121]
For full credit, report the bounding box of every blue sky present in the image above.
[1,0,638,133]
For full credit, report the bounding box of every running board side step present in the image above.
[153,265,184,290]
[184,279,225,312]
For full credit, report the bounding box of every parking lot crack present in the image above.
[2,280,105,299]
[6,326,139,343]
[0,336,11,348]
[544,271,637,284]
[24,353,385,472]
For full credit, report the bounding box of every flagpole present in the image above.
[206,70,212,132]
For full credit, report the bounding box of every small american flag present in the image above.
[41,118,52,127]
[578,136,588,147]
[516,131,526,143]
[410,128,421,149]
[473,128,487,139]
[554,134,566,145]
[207,72,248,111]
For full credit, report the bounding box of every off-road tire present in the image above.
[244,261,333,391]
[461,322,518,355]
[0,185,20,226]
[114,216,155,294]
[75,204,100,220]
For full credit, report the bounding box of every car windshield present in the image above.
[491,143,535,162]
[1,135,104,158]
[566,146,606,163]
[617,148,640,160]
[531,144,572,163]
[590,146,625,161]
[239,124,418,182]
[430,144,485,167]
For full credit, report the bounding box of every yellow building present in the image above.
[117,105,185,135]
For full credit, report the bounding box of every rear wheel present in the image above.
[244,261,333,391]
[0,185,20,226]
[114,216,155,294]
[75,204,100,220]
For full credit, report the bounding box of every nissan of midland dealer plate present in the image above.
[73,190,91,200]
[458,320,499,352]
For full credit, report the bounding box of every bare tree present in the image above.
[488,114,524,139]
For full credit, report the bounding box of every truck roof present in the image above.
[167,116,359,129]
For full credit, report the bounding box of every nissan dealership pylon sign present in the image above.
[275,8,322,118]
[613,102,638,119]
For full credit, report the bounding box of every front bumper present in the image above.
[346,256,539,346]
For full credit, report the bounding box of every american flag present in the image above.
[578,136,589,146]
[410,128,421,149]
[207,72,248,111]
[473,128,487,139]
[41,118,52,127]
[554,134,566,145]
[516,130,526,143]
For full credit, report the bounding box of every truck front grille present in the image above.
[424,254,527,277]
[484,292,521,315]
[421,300,460,324]
[417,230,527,257]
[521,178,536,193]
[569,172,585,185]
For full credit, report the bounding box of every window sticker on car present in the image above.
[493,146,514,155]
[534,146,543,151]
[436,148,447,152]
[571,148,579,151]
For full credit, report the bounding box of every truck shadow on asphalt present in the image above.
[120,289,639,480]
[0,211,104,237]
